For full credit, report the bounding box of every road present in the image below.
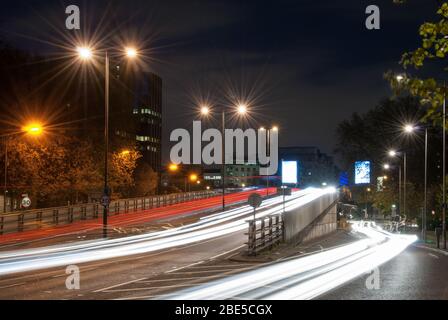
[320,245,448,300]
[0,188,327,299]
[0,188,278,248]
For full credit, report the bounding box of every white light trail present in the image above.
[166,223,417,300]
[0,188,334,276]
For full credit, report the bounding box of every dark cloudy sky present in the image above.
[0,0,438,164]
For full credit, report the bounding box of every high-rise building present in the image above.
[110,67,163,172]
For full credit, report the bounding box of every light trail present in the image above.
[165,222,417,300]
[0,188,334,276]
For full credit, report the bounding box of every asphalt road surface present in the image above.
[320,245,448,300]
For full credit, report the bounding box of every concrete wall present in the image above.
[283,192,338,245]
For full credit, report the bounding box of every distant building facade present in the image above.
[279,146,339,187]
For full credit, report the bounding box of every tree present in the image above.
[386,1,448,126]
[133,161,158,197]
[109,149,142,198]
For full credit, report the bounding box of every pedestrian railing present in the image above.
[0,191,218,236]
[246,214,284,256]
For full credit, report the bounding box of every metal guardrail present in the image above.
[247,214,284,255]
[0,191,217,235]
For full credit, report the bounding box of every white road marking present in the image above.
[0,282,26,289]
[209,245,246,260]
[93,277,147,293]
[165,261,205,274]
[428,253,439,259]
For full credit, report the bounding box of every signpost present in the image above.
[248,193,263,221]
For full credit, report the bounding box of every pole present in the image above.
[3,137,7,213]
[424,127,428,241]
[443,84,447,249]
[398,165,402,216]
[403,152,407,219]
[221,111,226,212]
[103,51,110,239]
[266,129,270,197]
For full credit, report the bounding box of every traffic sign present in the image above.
[21,196,31,209]
[248,193,263,209]
[101,195,110,207]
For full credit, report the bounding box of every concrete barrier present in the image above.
[283,192,338,245]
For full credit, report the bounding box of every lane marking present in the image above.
[209,245,246,260]
[104,283,204,292]
[165,261,205,274]
[0,282,26,289]
[428,253,439,259]
[93,277,147,293]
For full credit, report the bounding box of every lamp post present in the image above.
[200,104,248,211]
[77,46,138,238]
[388,150,408,218]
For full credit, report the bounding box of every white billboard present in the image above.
[282,161,298,184]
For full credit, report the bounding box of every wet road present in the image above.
[320,245,448,300]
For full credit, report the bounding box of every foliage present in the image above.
[133,161,159,197]
[335,96,424,170]
[386,1,448,125]
[1,136,142,208]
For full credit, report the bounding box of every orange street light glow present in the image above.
[190,174,198,182]
[23,124,43,136]
[169,164,179,172]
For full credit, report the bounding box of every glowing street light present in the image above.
[237,104,247,115]
[396,74,405,82]
[383,164,390,170]
[189,174,198,182]
[201,106,210,116]
[77,47,93,60]
[169,164,179,172]
[404,124,416,134]
[23,123,43,136]
[272,126,279,132]
[388,150,397,157]
[125,47,138,58]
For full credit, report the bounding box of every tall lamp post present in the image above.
[402,124,429,241]
[388,150,408,218]
[396,73,445,247]
[77,46,138,238]
[200,104,248,211]
[3,124,44,213]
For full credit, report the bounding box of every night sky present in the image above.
[0,0,438,165]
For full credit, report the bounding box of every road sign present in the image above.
[21,196,31,209]
[101,195,110,207]
[248,193,263,209]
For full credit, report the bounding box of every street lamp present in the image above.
[199,103,249,211]
[3,123,45,213]
[388,150,406,218]
[76,45,138,238]
[402,123,429,241]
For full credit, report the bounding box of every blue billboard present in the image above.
[355,161,371,184]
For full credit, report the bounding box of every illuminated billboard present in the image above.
[355,161,371,185]
[282,161,298,184]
